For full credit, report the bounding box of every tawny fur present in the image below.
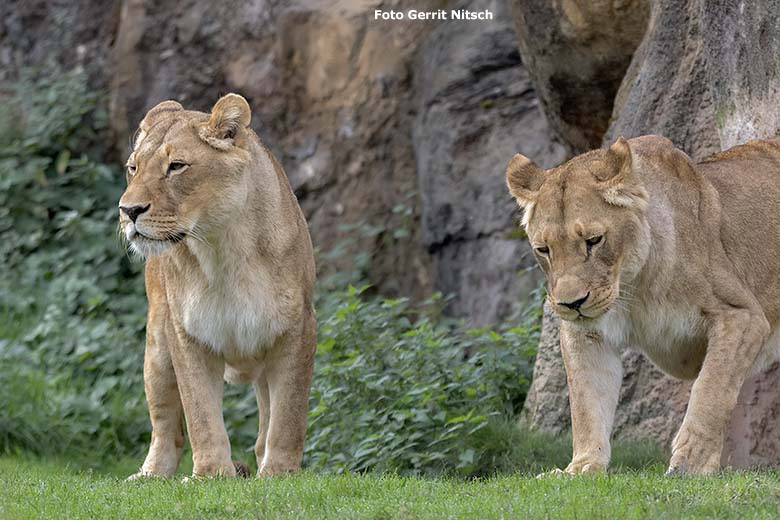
[119,94,316,479]
[507,135,780,475]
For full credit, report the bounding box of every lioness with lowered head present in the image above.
[507,135,780,475]
[119,94,316,479]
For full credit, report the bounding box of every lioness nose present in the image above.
[119,203,151,223]
[560,292,590,310]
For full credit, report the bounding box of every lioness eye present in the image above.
[167,161,188,175]
[127,164,137,176]
[585,235,603,247]
[535,246,549,255]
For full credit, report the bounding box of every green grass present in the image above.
[3,455,780,519]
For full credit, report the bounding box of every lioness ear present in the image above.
[598,137,648,208]
[595,136,632,183]
[199,93,251,150]
[506,153,543,207]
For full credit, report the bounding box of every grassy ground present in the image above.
[3,455,780,519]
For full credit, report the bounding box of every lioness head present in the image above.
[118,93,253,258]
[506,138,650,321]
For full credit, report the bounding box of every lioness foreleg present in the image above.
[668,308,769,475]
[559,322,623,475]
[258,316,316,477]
[128,326,185,480]
[168,329,236,478]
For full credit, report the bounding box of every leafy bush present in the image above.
[302,286,538,476]
[0,69,540,477]
[0,68,149,456]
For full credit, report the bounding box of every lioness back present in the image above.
[698,139,780,314]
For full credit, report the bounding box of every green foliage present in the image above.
[0,69,541,477]
[0,68,149,456]
[303,286,538,476]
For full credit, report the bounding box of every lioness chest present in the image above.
[596,304,708,380]
[168,261,296,358]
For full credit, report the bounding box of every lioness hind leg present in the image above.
[128,324,184,480]
[253,371,271,469]
[259,316,316,477]
[668,309,769,475]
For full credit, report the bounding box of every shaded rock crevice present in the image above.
[510,0,650,153]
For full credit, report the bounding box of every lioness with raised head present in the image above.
[119,94,316,479]
[507,135,780,475]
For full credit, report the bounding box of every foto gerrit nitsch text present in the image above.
[374,10,493,20]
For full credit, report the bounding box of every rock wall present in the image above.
[519,0,780,467]
[0,0,564,325]
[510,0,649,153]
[413,0,565,323]
[0,0,120,88]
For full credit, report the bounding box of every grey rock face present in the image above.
[0,0,121,89]
[700,0,780,150]
[605,0,721,159]
[413,0,565,324]
[510,0,650,153]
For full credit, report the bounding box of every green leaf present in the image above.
[55,149,70,175]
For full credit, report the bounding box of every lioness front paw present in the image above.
[535,459,606,478]
[666,426,721,475]
[191,460,237,478]
[564,459,607,475]
[182,461,248,482]
[535,468,566,479]
[258,461,300,478]
[126,468,168,481]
